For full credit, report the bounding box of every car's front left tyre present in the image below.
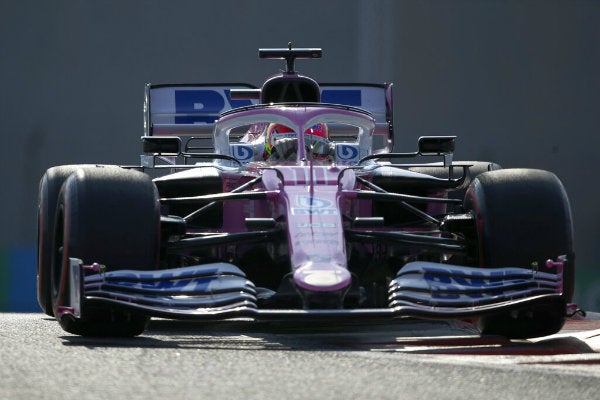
[464,169,574,339]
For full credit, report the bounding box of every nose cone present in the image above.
[293,262,352,292]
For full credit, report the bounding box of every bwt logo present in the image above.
[172,88,363,124]
[174,89,254,124]
[335,144,359,161]
[230,144,254,162]
[108,276,213,292]
[296,196,332,208]
[292,196,338,215]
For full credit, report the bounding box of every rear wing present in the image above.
[144,82,394,151]
[144,83,258,137]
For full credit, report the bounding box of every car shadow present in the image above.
[54,314,600,357]
[59,318,465,351]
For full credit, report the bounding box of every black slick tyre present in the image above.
[464,169,574,338]
[37,164,112,316]
[51,168,160,337]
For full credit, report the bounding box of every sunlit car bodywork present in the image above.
[37,46,574,338]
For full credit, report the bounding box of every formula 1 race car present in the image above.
[37,45,574,338]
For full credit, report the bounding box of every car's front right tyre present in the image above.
[51,167,160,337]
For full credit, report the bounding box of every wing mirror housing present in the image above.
[418,136,456,167]
[142,136,181,155]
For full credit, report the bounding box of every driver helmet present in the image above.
[264,123,330,160]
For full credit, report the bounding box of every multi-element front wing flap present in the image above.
[61,258,564,322]
[389,261,564,318]
[59,259,258,320]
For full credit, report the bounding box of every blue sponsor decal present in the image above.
[321,89,362,106]
[106,276,214,293]
[105,265,226,281]
[335,144,360,162]
[423,266,513,287]
[420,267,532,300]
[175,90,224,124]
[230,144,254,163]
[174,89,253,124]
[292,196,338,215]
[296,196,332,208]
[172,89,360,124]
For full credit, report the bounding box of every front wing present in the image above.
[58,258,565,323]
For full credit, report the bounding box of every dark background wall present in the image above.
[1,0,598,310]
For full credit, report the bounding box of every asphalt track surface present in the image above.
[2,313,600,400]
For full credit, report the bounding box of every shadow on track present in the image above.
[58,317,599,358]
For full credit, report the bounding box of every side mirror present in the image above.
[418,136,456,155]
[418,136,456,167]
[142,136,181,155]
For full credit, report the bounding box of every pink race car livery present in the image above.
[37,45,574,338]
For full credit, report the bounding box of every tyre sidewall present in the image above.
[38,165,106,315]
